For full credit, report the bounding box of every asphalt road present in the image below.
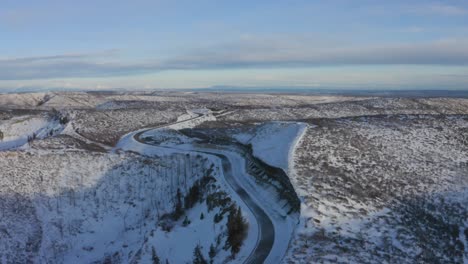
[133,121,276,263]
[211,151,274,264]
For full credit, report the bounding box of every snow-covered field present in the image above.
[286,115,468,263]
[0,142,247,263]
[0,113,65,151]
[1,91,468,263]
[232,122,307,171]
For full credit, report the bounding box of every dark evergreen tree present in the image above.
[151,246,160,264]
[208,243,216,263]
[103,256,112,264]
[173,188,184,220]
[183,215,191,226]
[226,206,248,257]
[192,244,208,264]
[213,213,223,223]
[185,181,201,209]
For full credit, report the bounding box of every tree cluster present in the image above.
[27,133,37,144]
[173,175,213,221]
[226,205,248,257]
[49,108,69,125]
[172,188,184,221]
[184,181,201,210]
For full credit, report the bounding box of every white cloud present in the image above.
[427,3,467,15]
[2,37,468,81]
[399,26,426,33]
[411,3,468,16]
[166,37,468,68]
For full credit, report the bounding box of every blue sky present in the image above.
[1,0,468,90]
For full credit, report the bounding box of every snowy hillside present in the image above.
[232,122,307,171]
[66,108,185,146]
[0,93,47,108]
[0,104,255,263]
[0,146,252,263]
[1,91,468,263]
[0,112,65,151]
[286,115,468,263]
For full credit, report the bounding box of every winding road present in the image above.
[132,111,277,264]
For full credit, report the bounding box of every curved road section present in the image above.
[134,129,275,263]
[210,153,274,263]
[116,110,297,263]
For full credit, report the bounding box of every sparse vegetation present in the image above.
[287,114,468,263]
[0,149,220,263]
[1,92,468,263]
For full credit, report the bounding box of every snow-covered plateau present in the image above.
[1,91,467,263]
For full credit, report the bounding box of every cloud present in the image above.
[166,37,468,68]
[426,3,467,15]
[411,3,468,16]
[2,38,468,80]
[0,50,155,80]
[1,49,118,63]
[399,26,426,33]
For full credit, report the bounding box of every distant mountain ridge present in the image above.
[2,85,468,98]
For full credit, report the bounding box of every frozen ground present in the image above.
[232,122,307,171]
[286,115,468,263]
[0,140,248,263]
[0,112,65,151]
[1,91,468,263]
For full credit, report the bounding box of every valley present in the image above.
[0,91,467,263]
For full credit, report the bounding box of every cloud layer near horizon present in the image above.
[2,1,468,89]
[2,38,468,80]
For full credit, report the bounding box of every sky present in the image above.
[1,0,468,91]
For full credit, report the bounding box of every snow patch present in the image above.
[233,122,307,171]
[0,115,64,151]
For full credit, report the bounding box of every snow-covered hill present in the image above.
[286,115,468,263]
[1,92,468,263]
[0,113,65,151]
[232,122,307,171]
[0,146,248,263]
